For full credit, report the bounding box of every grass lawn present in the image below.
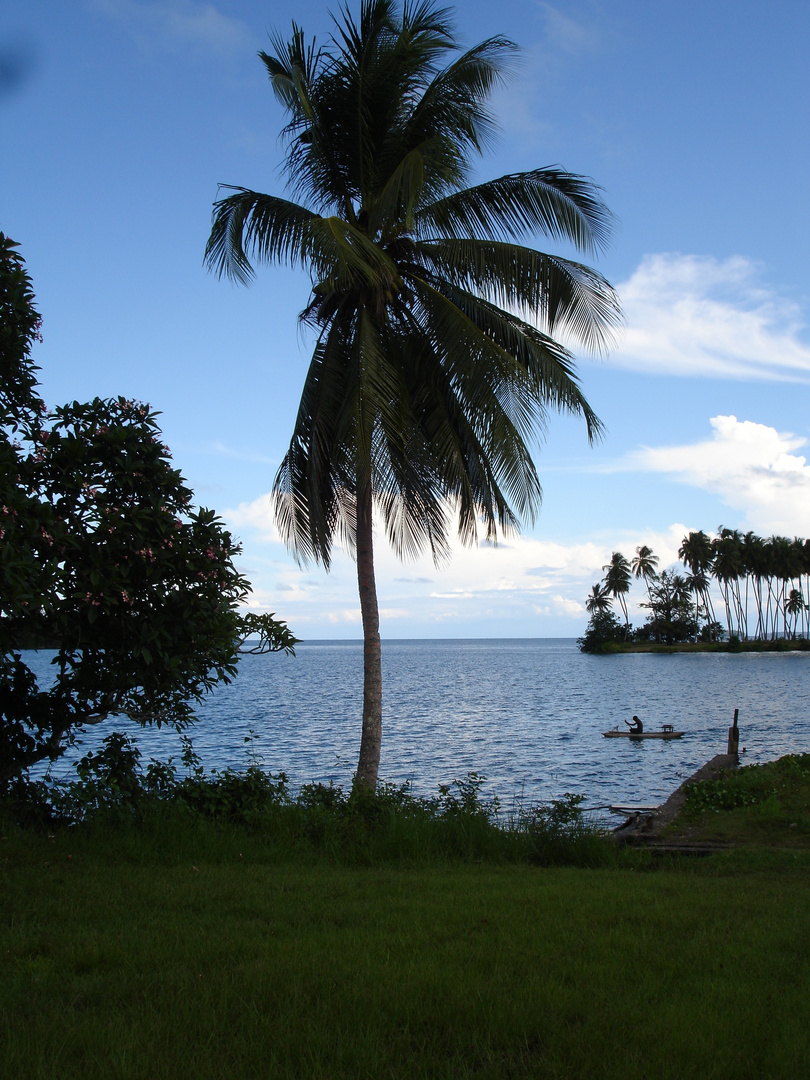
[3,819,809,1079]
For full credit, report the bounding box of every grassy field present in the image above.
[2,756,810,1079]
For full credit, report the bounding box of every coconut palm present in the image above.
[602,552,631,637]
[631,544,658,632]
[785,588,805,640]
[712,528,744,639]
[760,535,779,639]
[679,529,716,629]
[205,1,620,787]
[742,531,767,640]
[585,583,611,615]
[802,538,810,639]
[770,535,798,639]
[684,569,709,637]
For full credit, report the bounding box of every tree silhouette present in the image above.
[205,1,621,786]
[602,552,631,638]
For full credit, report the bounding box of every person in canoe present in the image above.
[625,715,643,734]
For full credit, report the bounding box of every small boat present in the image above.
[603,727,684,740]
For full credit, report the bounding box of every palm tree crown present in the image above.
[585,583,611,615]
[602,551,631,636]
[631,545,658,583]
[205,0,621,786]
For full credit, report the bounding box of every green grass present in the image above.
[2,821,810,1079]
[3,750,810,1078]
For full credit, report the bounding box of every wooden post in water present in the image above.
[727,708,740,758]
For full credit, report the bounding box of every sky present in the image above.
[2,0,809,639]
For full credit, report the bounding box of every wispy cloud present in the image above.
[625,415,810,535]
[535,2,600,57]
[489,3,602,150]
[613,254,810,381]
[210,441,278,467]
[92,0,253,55]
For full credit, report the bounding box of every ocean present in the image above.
[22,639,810,811]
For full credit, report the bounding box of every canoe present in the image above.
[603,729,684,740]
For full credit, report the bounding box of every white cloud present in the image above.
[226,489,691,633]
[613,254,810,381]
[228,493,282,542]
[628,415,810,535]
[549,594,585,618]
[92,0,253,54]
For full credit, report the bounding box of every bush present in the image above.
[578,609,626,652]
[684,754,810,814]
[0,733,610,868]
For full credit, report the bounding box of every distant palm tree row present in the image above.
[588,529,810,642]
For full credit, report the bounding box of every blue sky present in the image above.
[2,0,809,638]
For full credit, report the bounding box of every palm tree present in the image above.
[679,530,716,629]
[684,569,709,637]
[742,531,766,640]
[712,528,744,639]
[802,539,810,639]
[631,544,658,633]
[585,583,611,615]
[785,588,805,640]
[770,535,797,639]
[204,1,620,788]
[760,536,778,639]
[602,552,631,638]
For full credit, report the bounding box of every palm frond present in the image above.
[436,283,605,442]
[402,36,517,167]
[403,278,546,521]
[273,320,357,568]
[260,25,322,117]
[211,0,617,573]
[417,168,615,254]
[412,238,622,353]
[205,187,401,293]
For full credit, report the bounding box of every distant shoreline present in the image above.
[593,639,810,654]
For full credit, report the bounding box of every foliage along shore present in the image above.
[582,531,810,652]
[586,637,810,655]
[3,729,809,861]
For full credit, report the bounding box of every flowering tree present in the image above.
[1,235,296,784]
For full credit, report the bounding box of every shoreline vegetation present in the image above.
[2,752,809,1078]
[580,529,810,653]
[592,637,810,654]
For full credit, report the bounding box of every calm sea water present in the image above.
[24,639,810,811]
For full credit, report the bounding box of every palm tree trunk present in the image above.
[355,480,382,789]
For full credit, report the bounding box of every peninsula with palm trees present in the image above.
[580,529,810,652]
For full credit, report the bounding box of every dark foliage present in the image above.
[1,236,296,785]
[577,608,626,653]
